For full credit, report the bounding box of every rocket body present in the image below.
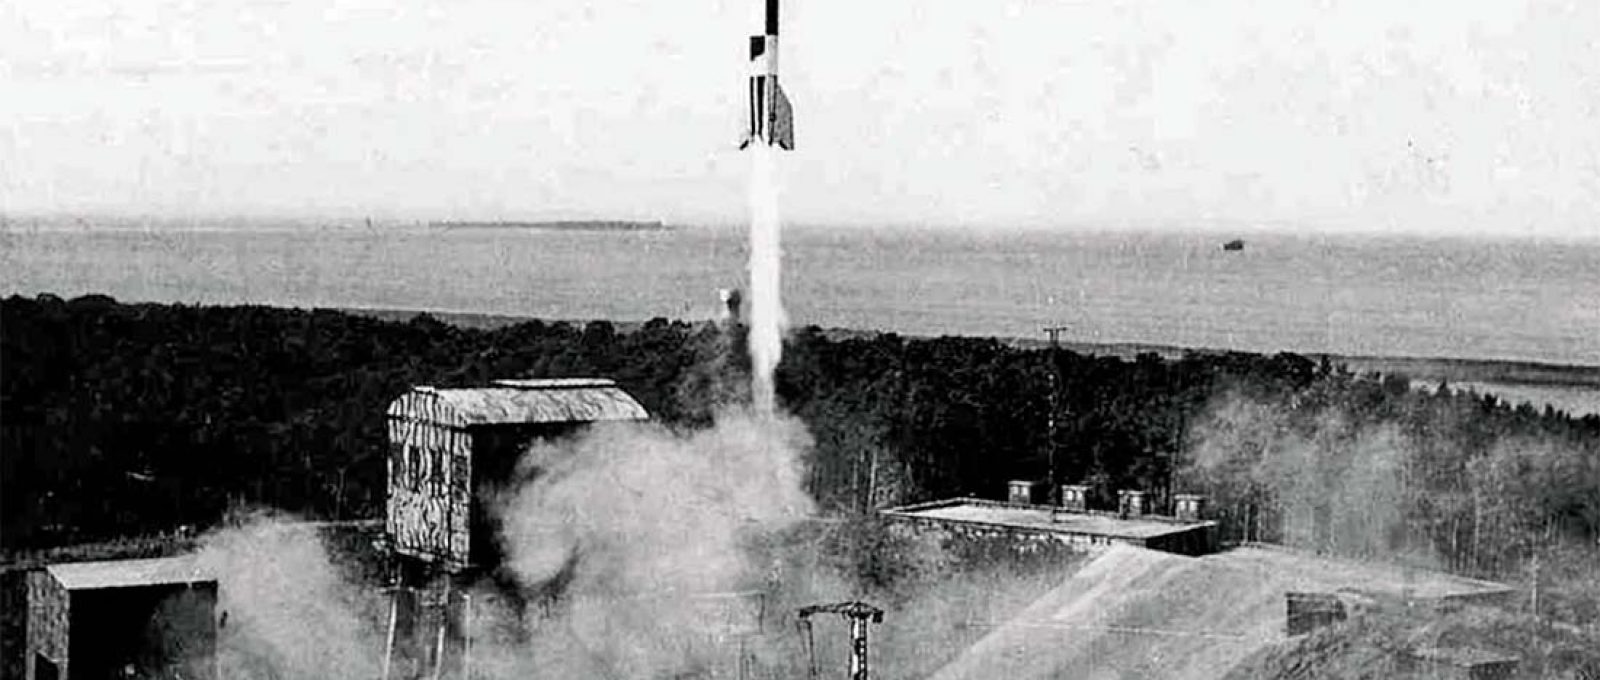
[740,0,794,150]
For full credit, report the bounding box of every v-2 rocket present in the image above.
[739,0,794,150]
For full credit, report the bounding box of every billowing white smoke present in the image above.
[496,411,815,678]
[747,144,786,415]
[1183,395,1430,563]
[194,512,383,680]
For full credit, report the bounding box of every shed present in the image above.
[385,378,650,571]
[25,555,216,680]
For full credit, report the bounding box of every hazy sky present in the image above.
[3,0,1597,238]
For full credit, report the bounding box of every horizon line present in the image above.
[3,210,1597,244]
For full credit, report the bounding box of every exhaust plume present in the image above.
[748,144,786,416]
[496,412,814,678]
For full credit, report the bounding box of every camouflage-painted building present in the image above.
[384,378,649,572]
[25,555,216,680]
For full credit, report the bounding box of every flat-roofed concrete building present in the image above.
[25,555,216,680]
[881,498,1220,556]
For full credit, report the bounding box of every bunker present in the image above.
[881,497,1220,557]
[25,555,216,680]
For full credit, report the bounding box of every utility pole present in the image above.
[1043,326,1069,506]
[796,601,884,680]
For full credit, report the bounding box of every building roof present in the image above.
[45,554,213,591]
[387,377,650,427]
[883,498,1213,540]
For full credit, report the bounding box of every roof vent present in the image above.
[1007,480,1048,505]
[1117,490,1148,517]
[1173,494,1208,521]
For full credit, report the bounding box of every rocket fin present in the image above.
[772,82,794,150]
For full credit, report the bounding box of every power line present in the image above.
[1043,326,1069,505]
[959,619,1274,642]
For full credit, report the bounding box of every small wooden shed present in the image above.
[25,555,216,680]
[384,378,649,571]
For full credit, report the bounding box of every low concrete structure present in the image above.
[25,555,216,680]
[1403,647,1519,680]
[881,498,1220,556]
[1285,592,1347,636]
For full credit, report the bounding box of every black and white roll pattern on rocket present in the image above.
[740,0,794,150]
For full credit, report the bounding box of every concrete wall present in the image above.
[880,499,1221,558]
[3,570,28,680]
[1142,525,1220,557]
[883,513,1131,556]
[23,572,68,680]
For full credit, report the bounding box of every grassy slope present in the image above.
[1223,606,1600,680]
[928,544,1527,680]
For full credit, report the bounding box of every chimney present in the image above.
[1117,489,1147,518]
[1059,484,1089,513]
[1173,494,1207,521]
[1008,480,1045,505]
[718,288,743,325]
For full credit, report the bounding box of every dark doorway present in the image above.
[34,654,59,680]
[69,584,217,680]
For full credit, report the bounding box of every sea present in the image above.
[3,224,1597,370]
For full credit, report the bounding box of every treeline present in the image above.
[1181,364,1600,585]
[4,294,1598,582]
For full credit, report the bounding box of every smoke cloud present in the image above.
[176,342,1079,680]
[194,512,383,680]
[1182,394,1429,563]
[494,411,816,678]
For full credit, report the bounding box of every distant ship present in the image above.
[430,220,670,232]
[1221,239,1245,252]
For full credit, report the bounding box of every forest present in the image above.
[3,293,1598,594]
